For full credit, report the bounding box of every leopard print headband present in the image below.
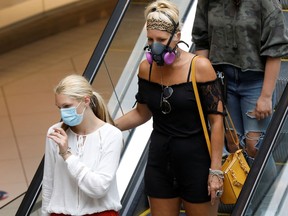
[146,17,176,34]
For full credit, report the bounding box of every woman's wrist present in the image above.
[62,152,72,161]
[209,168,224,180]
[59,147,72,160]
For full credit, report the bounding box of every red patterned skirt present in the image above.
[50,210,119,216]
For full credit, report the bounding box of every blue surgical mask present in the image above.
[60,102,86,126]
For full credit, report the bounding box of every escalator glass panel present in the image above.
[245,117,288,216]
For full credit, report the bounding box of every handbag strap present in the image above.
[224,105,240,149]
[190,55,212,157]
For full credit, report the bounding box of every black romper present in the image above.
[136,62,223,203]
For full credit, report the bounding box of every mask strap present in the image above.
[157,11,179,50]
[177,40,189,48]
[76,101,86,115]
[76,101,82,108]
[144,45,149,51]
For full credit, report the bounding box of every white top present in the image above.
[42,122,123,216]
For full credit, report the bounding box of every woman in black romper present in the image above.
[115,1,224,215]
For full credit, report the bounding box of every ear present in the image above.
[173,31,181,42]
[175,31,181,41]
[83,96,91,106]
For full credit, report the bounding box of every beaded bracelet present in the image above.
[209,168,224,180]
[59,147,71,156]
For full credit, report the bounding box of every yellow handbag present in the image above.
[191,55,250,205]
[221,106,250,204]
[221,149,250,204]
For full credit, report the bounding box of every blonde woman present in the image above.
[115,0,224,215]
[42,74,122,216]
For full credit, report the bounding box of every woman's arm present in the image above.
[208,112,224,205]
[115,102,152,131]
[196,56,224,204]
[115,60,152,131]
[42,132,56,215]
[192,0,210,57]
[208,114,224,171]
[196,57,224,169]
[254,57,281,120]
[65,128,123,199]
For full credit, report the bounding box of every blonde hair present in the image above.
[54,74,114,128]
[144,0,181,33]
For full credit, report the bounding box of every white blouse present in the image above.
[42,122,123,216]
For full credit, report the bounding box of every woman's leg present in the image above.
[238,71,272,158]
[182,200,219,216]
[148,197,181,216]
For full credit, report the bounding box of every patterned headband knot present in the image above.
[146,17,177,34]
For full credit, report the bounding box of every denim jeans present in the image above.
[221,65,277,214]
[221,65,275,150]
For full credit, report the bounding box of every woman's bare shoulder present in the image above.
[194,56,217,82]
[138,60,150,79]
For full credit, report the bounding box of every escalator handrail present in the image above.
[16,157,44,216]
[15,1,132,215]
[82,0,131,83]
[232,83,288,216]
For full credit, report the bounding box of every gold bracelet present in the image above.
[59,147,71,156]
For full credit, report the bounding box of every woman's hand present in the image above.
[47,127,70,159]
[254,95,273,120]
[208,170,224,205]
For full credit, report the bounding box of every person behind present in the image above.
[192,0,288,157]
[42,74,122,216]
[115,1,224,215]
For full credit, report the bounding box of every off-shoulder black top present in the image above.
[136,63,223,138]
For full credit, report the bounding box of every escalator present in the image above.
[1,0,288,215]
